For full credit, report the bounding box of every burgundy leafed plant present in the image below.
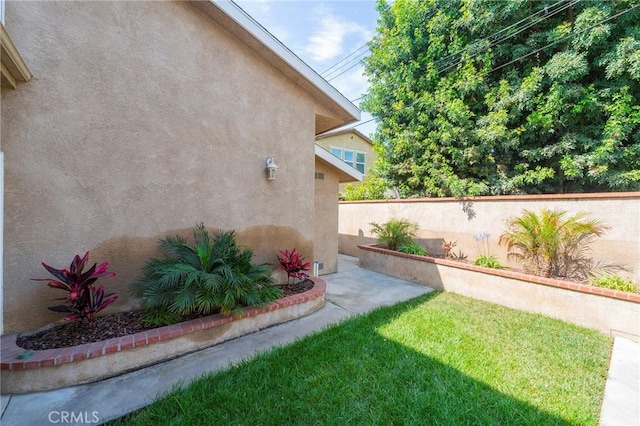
[276,248,311,284]
[32,252,117,323]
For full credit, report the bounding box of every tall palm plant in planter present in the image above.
[370,218,419,251]
[132,224,282,325]
[499,209,608,279]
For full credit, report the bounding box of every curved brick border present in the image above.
[359,244,640,303]
[1,277,325,394]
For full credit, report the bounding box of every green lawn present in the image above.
[114,292,612,425]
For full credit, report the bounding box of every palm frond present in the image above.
[133,224,279,319]
[500,209,608,278]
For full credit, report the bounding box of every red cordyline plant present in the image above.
[32,251,117,323]
[276,248,311,284]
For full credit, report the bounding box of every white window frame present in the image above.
[330,146,366,174]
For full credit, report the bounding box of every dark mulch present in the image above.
[17,280,314,351]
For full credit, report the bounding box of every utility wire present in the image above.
[324,49,370,80]
[438,0,579,74]
[327,57,368,82]
[435,0,572,67]
[352,118,376,128]
[320,0,446,80]
[325,0,572,83]
[488,3,638,74]
[321,43,369,76]
[376,3,638,123]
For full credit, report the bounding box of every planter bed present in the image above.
[0,277,326,394]
[358,244,640,339]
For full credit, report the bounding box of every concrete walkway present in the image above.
[0,255,429,425]
[1,255,638,425]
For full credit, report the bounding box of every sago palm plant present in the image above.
[499,209,608,278]
[370,218,419,250]
[132,224,282,325]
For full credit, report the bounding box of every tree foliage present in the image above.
[342,168,390,200]
[363,0,640,197]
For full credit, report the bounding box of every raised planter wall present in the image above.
[359,245,640,339]
[340,192,640,281]
[1,277,326,394]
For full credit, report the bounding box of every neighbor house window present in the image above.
[330,147,366,173]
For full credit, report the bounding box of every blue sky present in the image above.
[235,0,380,137]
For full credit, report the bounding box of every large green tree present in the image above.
[363,0,640,197]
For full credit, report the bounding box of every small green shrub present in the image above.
[398,242,428,256]
[132,224,282,324]
[471,232,501,268]
[472,255,503,269]
[370,218,418,250]
[589,274,638,293]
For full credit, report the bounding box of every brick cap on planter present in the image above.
[1,277,325,371]
[358,244,640,304]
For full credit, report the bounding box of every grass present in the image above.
[113,292,612,426]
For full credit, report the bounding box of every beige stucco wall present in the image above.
[1,1,328,333]
[340,194,640,281]
[314,159,341,275]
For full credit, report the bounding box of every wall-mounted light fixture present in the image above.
[265,157,278,180]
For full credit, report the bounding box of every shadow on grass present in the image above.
[114,292,607,425]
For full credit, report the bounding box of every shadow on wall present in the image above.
[33,225,312,327]
[339,232,451,261]
[459,199,476,220]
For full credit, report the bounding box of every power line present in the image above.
[438,0,580,74]
[378,3,638,122]
[352,118,376,128]
[321,43,369,76]
[327,58,367,82]
[323,48,370,80]
[435,0,572,67]
[488,3,638,75]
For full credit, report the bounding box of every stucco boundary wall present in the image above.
[339,192,640,281]
[1,278,325,394]
[358,245,640,339]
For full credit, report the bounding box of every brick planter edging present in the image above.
[1,277,325,393]
[358,244,640,303]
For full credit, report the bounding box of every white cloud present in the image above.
[302,5,371,62]
[236,0,290,43]
[330,66,368,103]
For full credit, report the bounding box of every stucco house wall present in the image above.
[1,1,355,333]
[314,159,341,275]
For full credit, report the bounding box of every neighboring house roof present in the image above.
[316,127,373,145]
[192,1,360,134]
[315,144,363,183]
